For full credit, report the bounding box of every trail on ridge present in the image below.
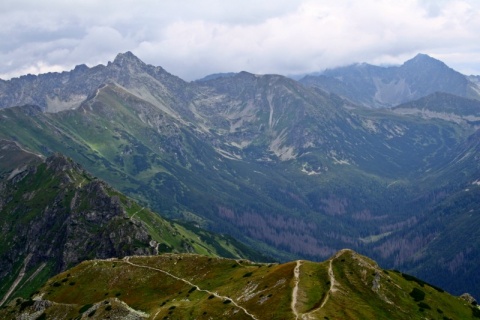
[317,257,337,312]
[120,257,259,320]
[291,260,302,319]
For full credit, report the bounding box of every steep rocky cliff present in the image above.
[0,153,157,305]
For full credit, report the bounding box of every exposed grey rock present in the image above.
[460,292,477,305]
[0,51,192,120]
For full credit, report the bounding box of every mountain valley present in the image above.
[0,52,479,310]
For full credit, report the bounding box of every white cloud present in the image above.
[0,0,479,80]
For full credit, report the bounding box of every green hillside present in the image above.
[2,250,478,319]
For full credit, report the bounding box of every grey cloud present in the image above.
[1,0,479,80]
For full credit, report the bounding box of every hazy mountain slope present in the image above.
[409,185,480,296]
[2,250,478,319]
[393,92,480,127]
[300,54,480,108]
[193,71,470,178]
[0,139,43,176]
[300,63,387,107]
[0,76,467,264]
[0,148,265,306]
[369,128,480,295]
[0,83,353,261]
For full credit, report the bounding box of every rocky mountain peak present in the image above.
[110,51,146,69]
[403,53,449,70]
[410,53,434,61]
[45,153,82,175]
[72,64,89,73]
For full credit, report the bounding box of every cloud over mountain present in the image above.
[1,0,480,80]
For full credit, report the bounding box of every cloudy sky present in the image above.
[1,0,480,80]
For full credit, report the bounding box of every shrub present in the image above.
[79,304,93,314]
[472,306,480,318]
[19,300,35,312]
[418,302,431,310]
[409,288,425,302]
[402,273,443,292]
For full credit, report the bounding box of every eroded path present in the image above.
[121,257,259,320]
[319,258,336,309]
[302,256,338,319]
[291,260,302,319]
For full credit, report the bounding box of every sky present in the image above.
[1,0,480,81]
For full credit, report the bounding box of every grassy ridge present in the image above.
[2,250,478,319]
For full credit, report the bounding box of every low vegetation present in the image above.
[1,250,478,319]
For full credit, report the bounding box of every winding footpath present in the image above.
[291,260,302,319]
[292,257,339,320]
[300,257,338,319]
[129,207,144,219]
[319,258,336,310]
[120,257,259,320]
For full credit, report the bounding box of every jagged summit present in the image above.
[403,53,450,69]
[110,51,145,68]
[72,63,89,73]
[0,51,187,113]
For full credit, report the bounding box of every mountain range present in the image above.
[299,53,480,108]
[0,52,479,304]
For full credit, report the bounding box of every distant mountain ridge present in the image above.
[3,52,479,112]
[0,52,191,117]
[299,53,480,108]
